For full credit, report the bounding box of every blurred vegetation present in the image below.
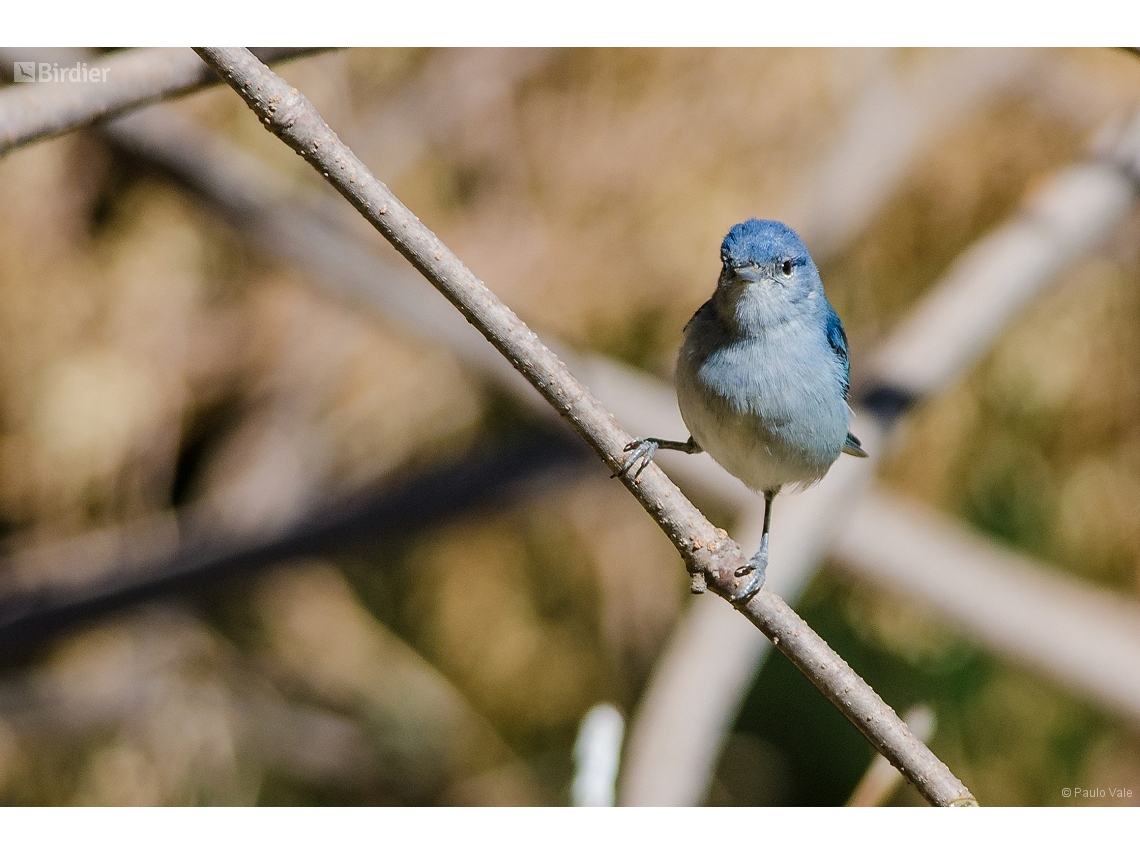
[1,47,1140,805]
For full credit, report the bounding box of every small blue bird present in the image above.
[620,219,867,602]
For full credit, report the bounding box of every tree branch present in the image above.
[192,46,974,806]
[0,47,325,156]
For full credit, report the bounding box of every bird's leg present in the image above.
[614,435,701,480]
[731,489,776,603]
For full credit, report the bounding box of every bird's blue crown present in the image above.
[720,219,810,268]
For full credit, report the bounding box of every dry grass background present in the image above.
[1,47,1139,805]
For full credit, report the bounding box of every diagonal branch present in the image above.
[192,46,975,806]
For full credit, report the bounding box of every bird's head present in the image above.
[716,219,821,331]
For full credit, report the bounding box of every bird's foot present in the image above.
[614,438,659,481]
[730,548,768,603]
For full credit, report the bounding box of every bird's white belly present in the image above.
[678,389,833,491]
[675,324,848,493]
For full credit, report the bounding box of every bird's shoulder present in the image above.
[682,298,718,337]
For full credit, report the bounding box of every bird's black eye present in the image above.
[781,259,793,276]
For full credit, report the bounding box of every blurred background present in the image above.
[1,47,1139,806]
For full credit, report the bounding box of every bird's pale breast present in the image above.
[676,306,849,493]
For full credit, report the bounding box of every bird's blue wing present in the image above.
[824,302,851,399]
[825,303,867,456]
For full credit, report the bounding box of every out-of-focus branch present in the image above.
[0,47,325,156]
[861,135,1139,408]
[789,48,1036,257]
[102,103,543,409]
[835,491,1140,729]
[0,428,590,651]
[193,46,973,807]
[571,703,625,807]
[0,587,527,798]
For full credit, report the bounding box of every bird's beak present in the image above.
[730,263,766,283]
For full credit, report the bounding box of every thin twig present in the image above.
[0,47,325,156]
[848,706,937,807]
[193,46,975,807]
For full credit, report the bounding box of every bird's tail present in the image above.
[842,432,869,458]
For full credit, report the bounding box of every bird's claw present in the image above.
[614,438,659,481]
[730,553,768,603]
